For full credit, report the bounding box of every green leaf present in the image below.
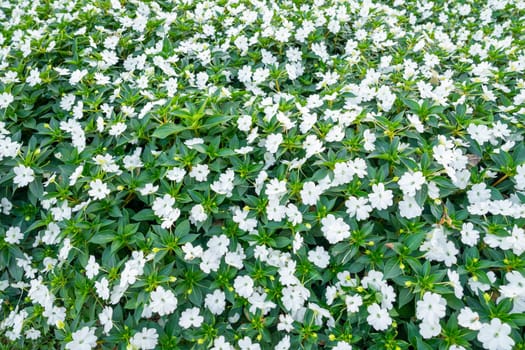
[132,209,156,221]
[273,236,291,249]
[398,287,414,308]
[202,115,234,129]
[152,123,188,138]
[89,230,116,244]
[383,258,402,280]
[188,286,203,305]
[401,98,420,112]
[175,219,190,238]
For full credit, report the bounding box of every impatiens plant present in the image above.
[1,0,525,349]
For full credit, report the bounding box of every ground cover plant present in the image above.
[1,0,525,349]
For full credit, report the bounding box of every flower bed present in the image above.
[1,0,525,349]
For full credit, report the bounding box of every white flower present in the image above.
[207,234,230,256]
[419,320,442,339]
[43,305,66,327]
[4,227,23,244]
[225,246,246,269]
[210,169,235,197]
[0,92,14,109]
[109,122,126,136]
[449,346,466,350]
[189,164,210,182]
[292,232,303,254]
[237,115,252,132]
[264,178,287,200]
[123,148,144,170]
[515,164,525,190]
[363,129,376,151]
[266,200,286,222]
[58,238,73,261]
[345,294,363,313]
[467,124,493,145]
[286,204,303,226]
[211,336,234,350]
[457,307,482,330]
[275,335,291,350]
[376,85,396,111]
[119,251,146,288]
[99,306,113,334]
[139,183,158,196]
[238,336,261,350]
[42,257,57,272]
[407,114,424,132]
[468,271,496,295]
[460,222,480,246]
[361,270,384,290]
[307,246,330,268]
[265,133,283,153]
[366,303,392,331]
[93,154,121,174]
[149,286,177,316]
[69,164,83,186]
[477,319,514,350]
[338,271,357,288]
[69,69,88,85]
[152,194,176,218]
[1,197,13,215]
[181,243,203,261]
[88,179,110,200]
[420,226,458,267]
[65,327,97,350]
[95,278,110,300]
[60,94,75,111]
[234,275,254,298]
[25,328,41,340]
[205,289,226,315]
[85,255,100,279]
[398,171,426,196]
[345,196,372,221]
[166,167,186,182]
[416,292,447,324]
[321,214,350,244]
[368,183,393,210]
[13,165,35,187]
[189,204,208,224]
[334,341,352,350]
[381,284,396,310]
[179,307,204,329]
[499,271,525,299]
[467,183,492,203]
[303,134,325,158]
[130,328,158,350]
[200,249,222,274]
[447,269,464,298]
[184,138,204,148]
[277,314,294,332]
[300,181,321,206]
[325,125,345,142]
[398,195,423,219]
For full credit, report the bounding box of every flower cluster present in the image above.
[1,0,525,349]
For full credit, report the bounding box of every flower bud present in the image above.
[483,293,491,303]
